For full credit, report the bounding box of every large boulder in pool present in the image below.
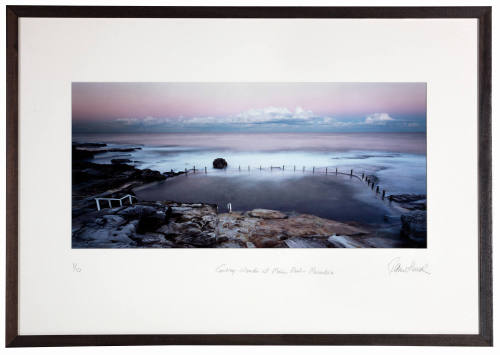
[212,158,228,169]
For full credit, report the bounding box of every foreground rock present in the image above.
[400,210,426,244]
[73,204,378,248]
[248,209,287,219]
[216,209,370,248]
[73,202,218,248]
[212,158,228,169]
[388,194,427,247]
[389,194,426,211]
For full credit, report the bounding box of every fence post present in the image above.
[376,186,379,193]
[248,165,250,171]
[294,165,296,172]
[326,167,328,175]
[382,190,386,200]
[193,165,195,172]
[362,173,364,179]
[336,167,338,175]
[185,168,187,174]
[350,169,353,176]
[205,166,207,174]
[239,165,241,171]
[313,167,315,174]
[260,165,262,171]
[129,195,133,204]
[95,199,101,211]
[371,182,375,190]
[108,200,112,208]
[282,165,285,170]
[119,199,123,207]
[303,166,305,172]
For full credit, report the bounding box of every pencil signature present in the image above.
[388,257,430,275]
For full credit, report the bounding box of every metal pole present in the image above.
[382,190,386,200]
[248,165,250,171]
[108,200,112,208]
[95,199,101,211]
[185,168,187,174]
[282,165,284,170]
[294,165,296,172]
[205,166,207,174]
[129,195,132,204]
[350,169,353,176]
[313,167,315,174]
[326,168,328,175]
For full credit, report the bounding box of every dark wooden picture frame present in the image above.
[5,6,492,347]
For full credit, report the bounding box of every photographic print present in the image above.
[72,82,426,248]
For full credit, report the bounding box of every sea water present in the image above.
[73,132,426,197]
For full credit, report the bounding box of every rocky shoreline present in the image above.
[72,143,426,248]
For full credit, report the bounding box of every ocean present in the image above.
[73,132,426,196]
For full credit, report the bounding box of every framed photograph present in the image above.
[6,6,492,347]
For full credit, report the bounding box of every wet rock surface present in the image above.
[73,201,218,248]
[73,193,425,248]
[73,204,378,248]
[400,210,427,244]
[215,209,371,248]
[248,209,287,219]
[388,194,427,247]
[389,194,426,210]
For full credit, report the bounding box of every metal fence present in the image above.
[179,165,390,201]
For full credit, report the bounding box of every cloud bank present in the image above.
[74,107,424,133]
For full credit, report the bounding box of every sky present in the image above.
[72,82,426,133]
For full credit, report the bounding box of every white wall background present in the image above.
[0,0,497,354]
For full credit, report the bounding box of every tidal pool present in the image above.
[134,171,398,225]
